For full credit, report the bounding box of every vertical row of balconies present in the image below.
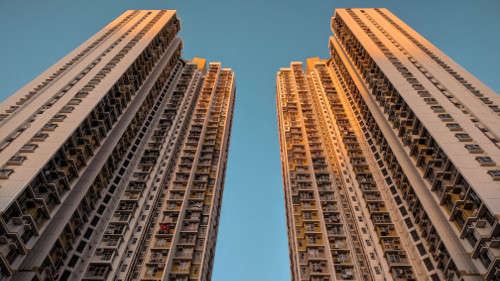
[337,11,500,278]
[101,63,199,281]
[313,63,383,280]
[137,64,226,281]
[277,69,303,281]
[329,16,478,279]
[291,68,331,280]
[313,66,373,280]
[78,56,184,281]
[34,31,183,281]
[315,63,414,280]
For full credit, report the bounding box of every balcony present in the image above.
[330,239,347,250]
[371,214,392,224]
[367,202,387,214]
[385,253,410,268]
[153,238,171,249]
[332,252,351,265]
[98,237,122,249]
[131,172,149,183]
[356,174,374,184]
[90,249,116,265]
[376,225,397,238]
[143,265,164,279]
[360,183,378,192]
[381,238,403,253]
[363,192,382,201]
[84,265,110,280]
[391,268,415,280]
[148,251,168,264]
[157,223,174,236]
[335,268,354,280]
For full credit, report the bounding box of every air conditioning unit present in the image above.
[476,219,487,228]
[0,236,8,244]
[490,239,500,248]
[13,217,23,225]
[480,246,488,254]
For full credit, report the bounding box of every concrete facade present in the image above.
[277,8,499,281]
[0,10,235,281]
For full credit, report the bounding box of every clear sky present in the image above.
[0,1,499,280]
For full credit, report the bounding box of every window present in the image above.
[479,97,492,104]
[477,156,495,166]
[446,123,462,131]
[20,144,38,152]
[51,114,67,122]
[82,85,94,91]
[42,123,58,131]
[417,243,427,255]
[179,262,189,271]
[438,114,453,121]
[146,266,158,277]
[424,258,434,271]
[405,217,414,228]
[0,169,14,179]
[32,133,49,142]
[61,106,75,113]
[465,144,482,153]
[410,230,420,241]
[412,84,424,90]
[307,235,317,244]
[488,170,500,180]
[431,106,444,112]
[89,265,107,277]
[388,253,401,263]
[489,105,500,112]
[68,99,82,105]
[155,239,166,247]
[76,91,89,98]
[8,155,26,165]
[424,98,437,104]
[455,133,472,142]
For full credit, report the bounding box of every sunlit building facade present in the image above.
[277,8,500,281]
[0,10,235,281]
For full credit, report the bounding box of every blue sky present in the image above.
[0,1,499,280]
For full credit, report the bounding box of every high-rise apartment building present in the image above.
[0,10,235,281]
[277,8,500,281]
